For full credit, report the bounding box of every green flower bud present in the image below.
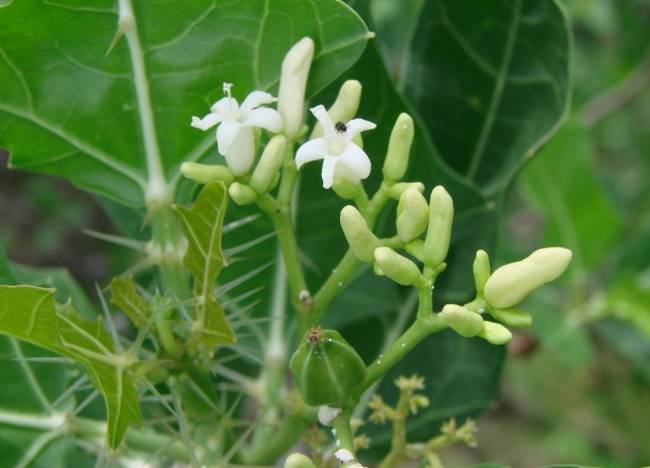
[250,135,287,194]
[340,206,379,262]
[473,250,491,296]
[373,263,385,276]
[423,186,454,269]
[388,181,425,200]
[440,304,484,337]
[278,37,314,138]
[284,453,316,468]
[490,308,532,328]
[383,113,414,182]
[484,247,572,308]
[228,182,257,205]
[396,188,429,242]
[477,321,512,345]
[374,247,421,286]
[180,162,234,185]
[311,80,362,139]
[290,328,367,406]
[405,239,424,261]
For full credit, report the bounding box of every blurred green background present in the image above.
[1,0,649,466]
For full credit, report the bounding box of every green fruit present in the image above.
[290,328,367,406]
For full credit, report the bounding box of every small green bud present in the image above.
[228,182,257,205]
[396,188,429,242]
[473,250,491,296]
[478,321,512,345]
[180,162,234,185]
[440,304,484,337]
[388,182,425,200]
[490,308,532,328]
[340,206,379,262]
[383,113,414,182]
[374,247,421,286]
[405,239,424,261]
[250,135,286,194]
[284,453,316,468]
[290,328,367,406]
[484,247,572,308]
[423,186,454,269]
[311,80,362,139]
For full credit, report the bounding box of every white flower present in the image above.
[191,83,283,176]
[295,105,375,189]
[318,405,341,426]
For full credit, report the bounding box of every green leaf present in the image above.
[0,0,369,206]
[0,285,142,448]
[175,182,235,347]
[520,122,621,270]
[110,275,151,328]
[401,0,571,194]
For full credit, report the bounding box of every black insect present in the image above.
[335,121,347,133]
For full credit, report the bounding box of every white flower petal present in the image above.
[321,157,337,189]
[243,107,283,132]
[210,96,239,116]
[224,126,255,176]
[295,138,327,168]
[310,104,336,140]
[318,406,341,426]
[344,118,376,142]
[339,142,371,180]
[190,113,222,131]
[240,90,276,115]
[216,120,242,155]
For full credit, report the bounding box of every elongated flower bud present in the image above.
[440,304,484,337]
[284,453,316,468]
[181,162,234,185]
[340,206,379,262]
[423,186,454,268]
[484,247,572,308]
[396,188,429,242]
[278,37,314,139]
[250,135,286,194]
[228,182,257,205]
[311,80,362,138]
[374,247,421,286]
[473,250,491,296]
[383,113,414,182]
[478,321,512,345]
[388,181,424,200]
[490,308,532,328]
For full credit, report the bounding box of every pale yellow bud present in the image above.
[423,186,454,268]
[473,250,491,296]
[490,308,532,328]
[388,181,424,199]
[383,113,414,182]
[228,182,257,205]
[440,304,483,337]
[311,80,362,138]
[278,37,314,138]
[484,247,572,308]
[478,321,512,345]
[374,247,421,286]
[284,453,316,468]
[396,188,429,242]
[180,162,234,185]
[340,206,379,262]
[250,135,286,194]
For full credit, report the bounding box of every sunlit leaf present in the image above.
[0,0,369,206]
[175,182,235,347]
[0,285,142,448]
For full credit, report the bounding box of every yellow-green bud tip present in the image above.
[374,247,421,286]
[440,304,484,337]
[180,162,234,185]
[396,188,429,242]
[423,185,454,268]
[228,182,257,206]
[383,113,414,182]
[478,321,512,345]
[284,453,316,468]
[340,205,379,263]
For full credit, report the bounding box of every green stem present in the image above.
[331,409,356,455]
[241,412,309,464]
[378,390,410,468]
[256,194,309,314]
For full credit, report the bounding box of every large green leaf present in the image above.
[402,0,571,195]
[175,182,235,347]
[0,0,369,206]
[520,122,621,271]
[0,285,142,448]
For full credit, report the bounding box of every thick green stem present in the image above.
[331,409,356,454]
